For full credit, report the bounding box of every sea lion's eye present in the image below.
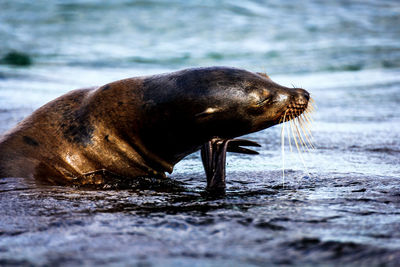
[252,89,272,106]
[255,97,271,106]
[249,90,271,107]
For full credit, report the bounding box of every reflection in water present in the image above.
[1,0,400,265]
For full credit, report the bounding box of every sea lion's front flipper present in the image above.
[201,138,260,194]
[226,139,261,155]
[201,138,228,193]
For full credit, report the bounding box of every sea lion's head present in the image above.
[140,67,310,168]
[187,68,310,137]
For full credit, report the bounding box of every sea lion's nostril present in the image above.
[303,91,310,101]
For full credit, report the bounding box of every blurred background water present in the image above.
[1,0,400,266]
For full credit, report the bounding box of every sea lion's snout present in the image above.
[293,88,310,103]
[281,88,311,122]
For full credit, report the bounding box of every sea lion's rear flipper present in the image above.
[201,138,260,194]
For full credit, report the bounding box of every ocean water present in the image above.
[1,0,400,266]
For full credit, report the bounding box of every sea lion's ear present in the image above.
[257,72,270,79]
[195,107,222,118]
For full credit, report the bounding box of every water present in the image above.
[1,0,400,266]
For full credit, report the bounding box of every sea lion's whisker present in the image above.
[309,98,317,109]
[304,101,316,139]
[300,118,315,149]
[290,119,312,178]
[298,115,315,149]
[297,119,313,153]
[303,111,310,120]
[281,110,288,186]
[301,126,315,149]
[304,112,314,123]
[307,103,315,112]
[295,118,310,153]
[287,114,293,152]
[302,109,315,138]
[294,110,298,118]
[303,113,313,125]
[278,98,315,185]
[290,119,301,156]
[289,115,296,151]
[273,95,315,186]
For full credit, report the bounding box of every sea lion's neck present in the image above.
[89,80,175,176]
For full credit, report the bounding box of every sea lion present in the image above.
[0,66,310,191]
